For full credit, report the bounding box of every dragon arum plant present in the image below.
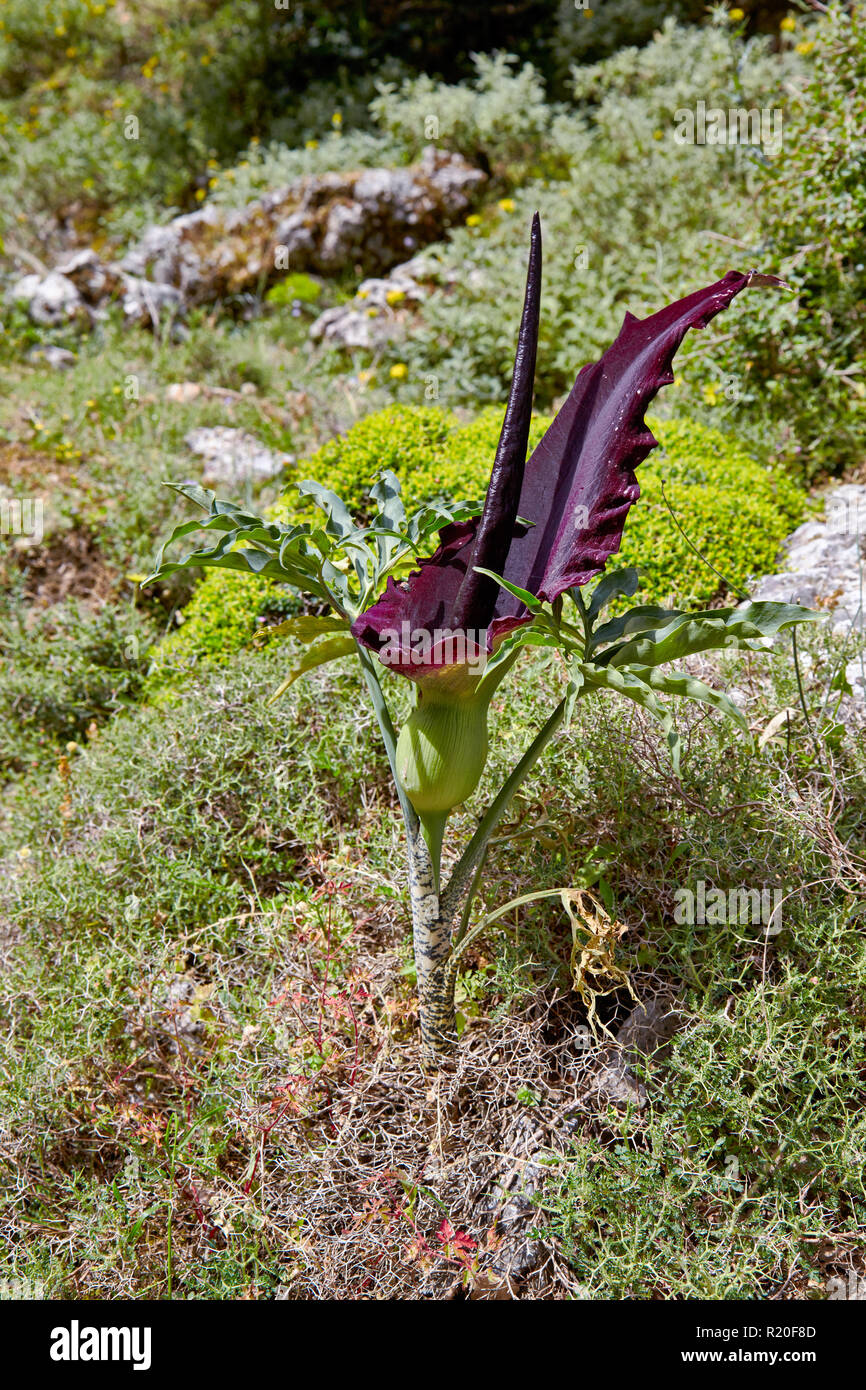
[146,214,817,1067]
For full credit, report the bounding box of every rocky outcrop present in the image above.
[120,147,485,308]
[751,483,866,703]
[7,148,484,331]
[10,247,182,329]
[309,256,432,349]
[10,269,88,327]
[184,427,293,487]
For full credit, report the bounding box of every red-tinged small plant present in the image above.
[146,215,817,1068]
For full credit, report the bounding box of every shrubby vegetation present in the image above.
[711,3,866,477]
[361,17,809,411]
[0,597,153,777]
[2,595,863,1298]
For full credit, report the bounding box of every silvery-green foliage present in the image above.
[212,52,554,207]
[551,0,696,72]
[368,52,554,168]
[569,13,800,117]
[706,2,866,477]
[374,18,806,408]
[209,130,408,208]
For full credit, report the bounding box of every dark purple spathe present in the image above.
[352,218,775,683]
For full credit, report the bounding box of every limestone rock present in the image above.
[119,274,183,327]
[184,426,293,486]
[54,248,123,305]
[751,485,866,641]
[10,270,85,326]
[121,148,485,307]
[8,248,182,330]
[590,998,681,1109]
[7,151,483,332]
[310,257,431,349]
[28,344,77,370]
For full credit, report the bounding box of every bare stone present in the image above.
[590,998,681,1108]
[751,484,866,704]
[11,271,85,326]
[119,274,184,327]
[28,344,77,370]
[54,248,122,304]
[309,258,431,349]
[120,148,485,307]
[185,426,293,486]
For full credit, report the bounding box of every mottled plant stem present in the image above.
[407,823,459,1064]
[359,642,570,1070]
[357,644,457,1061]
[408,694,571,1068]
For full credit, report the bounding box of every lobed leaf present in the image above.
[598,601,819,669]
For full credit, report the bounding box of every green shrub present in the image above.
[616,415,808,603]
[265,273,323,307]
[368,51,553,172]
[152,404,807,676]
[710,3,866,477]
[549,0,705,75]
[365,17,806,409]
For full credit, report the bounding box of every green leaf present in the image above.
[625,664,748,732]
[258,614,350,644]
[591,604,686,655]
[407,497,484,547]
[472,567,544,613]
[267,634,357,703]
[296,480,357,539]
[369,470,406,534]
[587,567,640,622]
[598,601,819,669]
